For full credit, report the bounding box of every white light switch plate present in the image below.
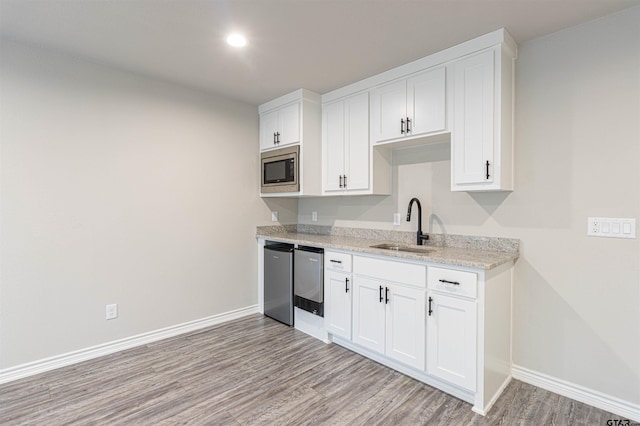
[587,217,636,239]
[271,211,278,222]
[312,211,317,222]
[393,213,401,226]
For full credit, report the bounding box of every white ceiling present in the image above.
[2,0,639,105]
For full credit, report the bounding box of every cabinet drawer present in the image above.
[325,251,352,273]
[428,266,477,298]
[353,256,425,288]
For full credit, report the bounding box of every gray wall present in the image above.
[1,6,638,409]
[0,40,293,368]
[300,8,640,405]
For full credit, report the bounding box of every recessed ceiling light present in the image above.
[226,33,247,48]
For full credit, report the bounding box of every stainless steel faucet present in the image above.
[406,198,430,245]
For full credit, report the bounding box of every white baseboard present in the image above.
[293,307,330,343]
[472,375,512,416]
[512,364,640,422]
[0,305,259,385]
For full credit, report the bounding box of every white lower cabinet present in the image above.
[426,291,477,391]
[385,283,426,369]
[351,257,426,371]
[324,251,353,340]
[352,277,426,370]
[325,269,352,340]
[352,276,386,353]
[426,265,478,391]
[324,252,513,416]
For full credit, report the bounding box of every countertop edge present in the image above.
[256,232,519,271]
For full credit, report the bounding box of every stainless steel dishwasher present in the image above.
[264,242,294,326]
[294,246,324,317]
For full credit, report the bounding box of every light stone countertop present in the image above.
[256,226,519,270]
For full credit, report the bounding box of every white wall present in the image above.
[0,40,296,369]
[300,8,640,405]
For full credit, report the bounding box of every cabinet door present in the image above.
[385,284,426,370]
[343,92,370,191]
[278,102,301,147]
[452,50,495,186]
[370,79,407,143]
[426,292,477,391]
[407,67,446,137]
[260,110,279,150]
[322,100,345,192]
[325,270,352,340]
[352,276,385,354]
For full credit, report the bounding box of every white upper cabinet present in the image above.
[344,94,371,191]
[322,92,390,195]
[370,80,406,143]
[323,100,345,192]
[451,46,514,191]
[260,102,300,151]
[371,66,447,145]
[407,68,447,137]
[259,89,322,197]
[323,92,369,192]
[264,29,517,195]
[260,110,279,150]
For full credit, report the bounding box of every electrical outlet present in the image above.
[106,304,118,320]
[393,213,401,226]
[312,211,317,222]
[588,217,636,239]
[271,211,278,222]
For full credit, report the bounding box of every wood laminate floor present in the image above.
[0,314,628,425]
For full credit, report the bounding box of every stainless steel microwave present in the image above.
[261,145,299,193]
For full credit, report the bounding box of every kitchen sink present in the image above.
[369,243,434,254]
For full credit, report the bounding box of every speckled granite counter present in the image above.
[257,225,519,270]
